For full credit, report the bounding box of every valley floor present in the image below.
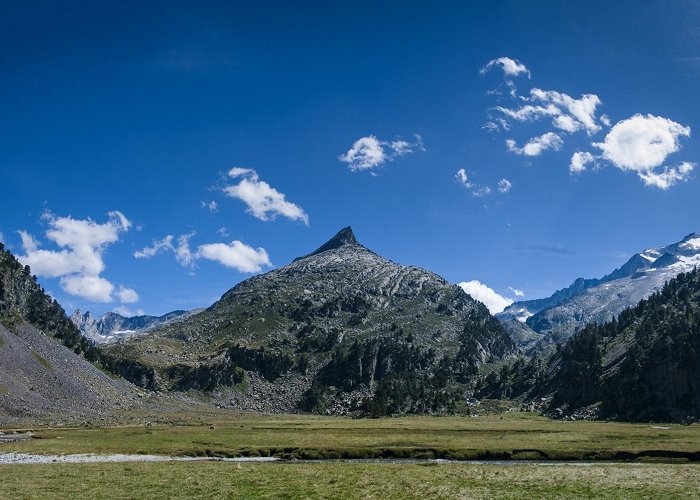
[1,461,699,499]
[1,412,699,498]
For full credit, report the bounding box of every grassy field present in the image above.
[0,461,699,499]
[3,412,700,461]
[2,413,700,498]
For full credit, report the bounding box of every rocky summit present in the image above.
[500,232,700,349]
[101,227,515,415]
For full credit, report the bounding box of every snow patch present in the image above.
[680,237,700,251]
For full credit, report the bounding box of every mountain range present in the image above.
[70,309,203,344]
[2,227,698,422]
[499,232,700,350]
[480,267,700,422]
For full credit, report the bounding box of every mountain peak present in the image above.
[319,226,358,249]
[295,227,361,261]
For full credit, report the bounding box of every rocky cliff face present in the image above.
[102,227,516,415]
[500,232,700,348]
[71,309,202,344]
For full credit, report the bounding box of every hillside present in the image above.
[479,268,700,422]
[0,242,138,424]
[101,227,516,415]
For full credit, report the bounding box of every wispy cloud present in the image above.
[339,134,424,172]
[134,232,271,273]
[480,57,530,78]
[497,178,512,193]
[506,132,563,156]
[201,200,218,213]
[456,169,512,197]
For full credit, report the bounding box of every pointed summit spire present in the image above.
[311,226,359,254]
[295,227,362,261]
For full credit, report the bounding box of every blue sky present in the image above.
[1,1,699,316]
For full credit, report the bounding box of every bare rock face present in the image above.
[500,232,700,348]
[103,227,516,415]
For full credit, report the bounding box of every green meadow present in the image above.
[2,412,700,498]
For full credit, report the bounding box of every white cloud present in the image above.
[196,241,271,273]
[18,211,134,303]
[506,132,563,156]
[134,233,195,267]
[60,275,114,303]
[134,235,174,259]
[455,168,473,189]
[493,89,603,136]
[638,162,695,190]
[529,89,603,135]
[113,306,145,317]
[0,232,4,245]
[593,114,691,172]
[340,136,385,170]
[174,233,195,267]
[135,231,269,273]
[497,178,512,193]
[224,168,308,224]
[472,186,491,197]
[480,57,530,78]
[553,114,581,133]
[569,151,596,173]
[116,285,139,304]
[201,200,218,213]
[591,114,694,188]
[339,134,424,172]
[508,286,525,298]
[456,170,510,196]
[458,280,513,314]
[217,227,229,237]
[494,104,560,123]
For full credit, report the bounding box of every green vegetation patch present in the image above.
[0,462,698,499]
[4,414,700,462]
[31,352,53,370]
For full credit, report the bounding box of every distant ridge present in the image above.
[499,231,700,348]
